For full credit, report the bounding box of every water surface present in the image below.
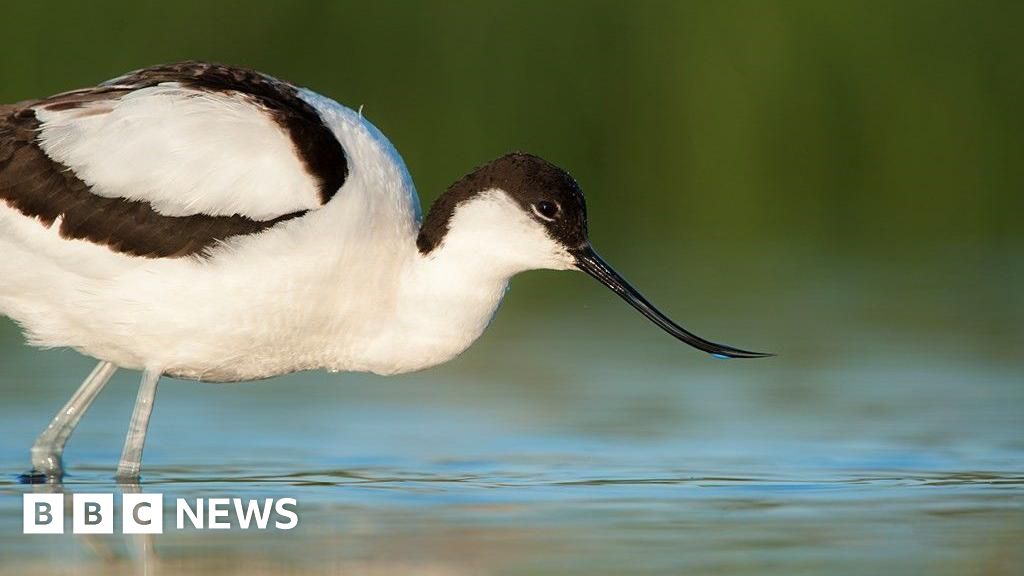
[0,304,1021,575]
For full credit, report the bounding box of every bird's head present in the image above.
[416,152,771,359]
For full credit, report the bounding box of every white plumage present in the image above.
[35,85,322,220]
[2,85,492,381]
[0,62,767,481]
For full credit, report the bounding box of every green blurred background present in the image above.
[2,0,1021,360]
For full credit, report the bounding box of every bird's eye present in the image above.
[533,200,560,220]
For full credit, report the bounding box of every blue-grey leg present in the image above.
[116,369,162,480]
[30,360,118,479]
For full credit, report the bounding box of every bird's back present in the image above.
[0,62,422,380]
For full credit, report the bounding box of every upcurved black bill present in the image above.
[572,246,772,359]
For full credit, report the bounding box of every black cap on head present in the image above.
[418,152,772,359]
[417,153,588,254]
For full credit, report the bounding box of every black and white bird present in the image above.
[0,62,769,481]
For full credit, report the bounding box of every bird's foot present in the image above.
[17,468,62,484]
[25,449,66,483]
[114,467,142,484]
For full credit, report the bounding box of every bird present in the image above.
[0,61,770,482]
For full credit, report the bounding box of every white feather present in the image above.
[34,84,321,220]
[1,90,566,382]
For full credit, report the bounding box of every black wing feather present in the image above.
[0,62,346,259]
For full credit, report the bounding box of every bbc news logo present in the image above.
[23,494,298,534]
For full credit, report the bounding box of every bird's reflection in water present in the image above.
[21,475,486,576]
[118,480,157,569]
[27,479,156,572]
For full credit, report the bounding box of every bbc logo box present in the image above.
[23,493,161,534]
[23,494,63,534]
[24,493,297,533]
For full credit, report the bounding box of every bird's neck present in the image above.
[398,238,517,368]
[341,232,516,375]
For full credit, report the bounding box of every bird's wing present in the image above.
[0,61,348,258]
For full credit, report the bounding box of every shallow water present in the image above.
[0,297,1021,575]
